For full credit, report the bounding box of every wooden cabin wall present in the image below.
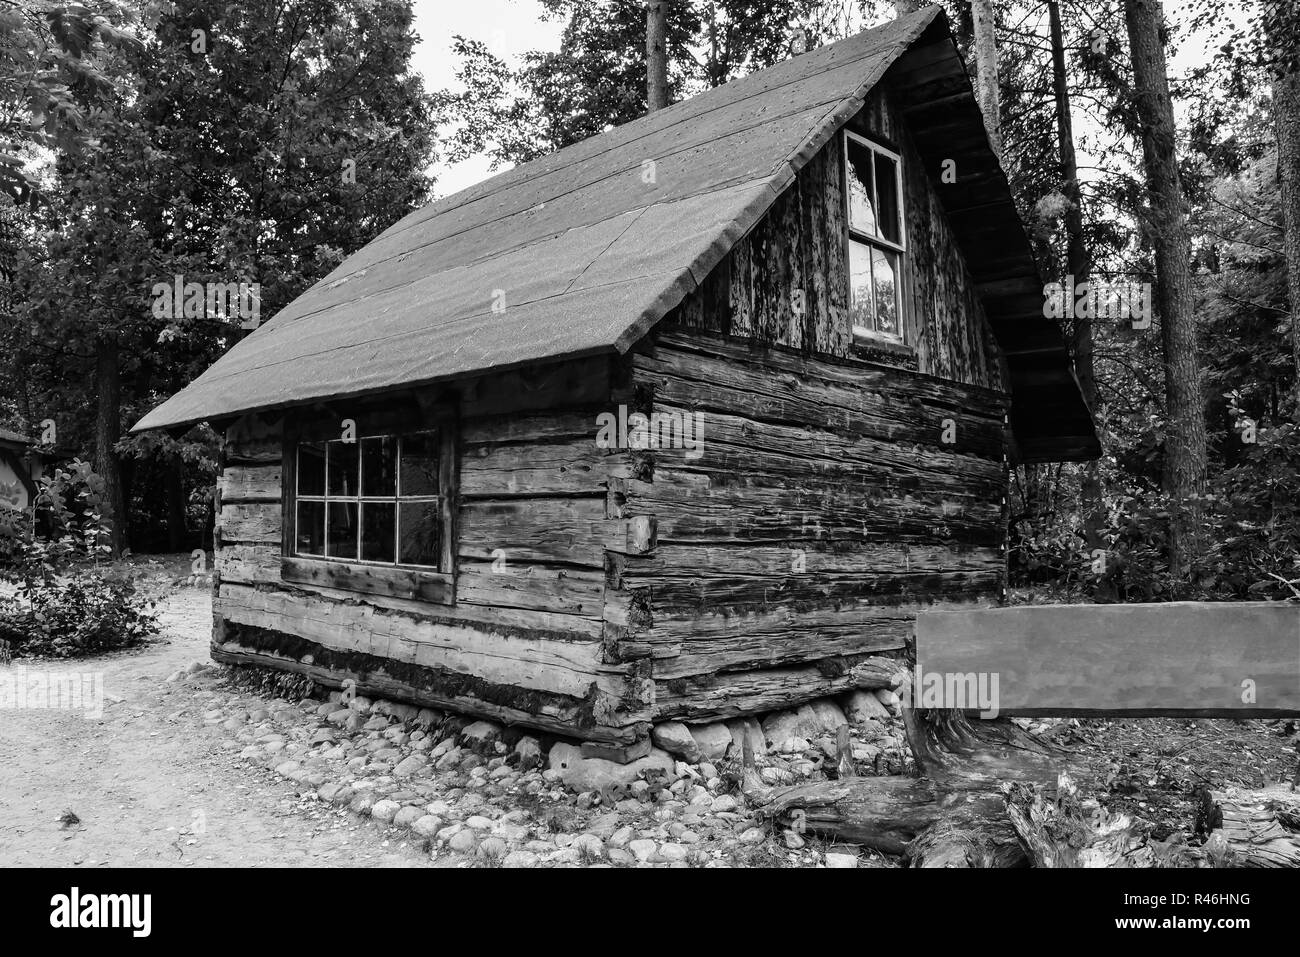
[210,357,653,746]
[621,330,1010,722]
[673,87,1005,392]
[643,87,1016,721]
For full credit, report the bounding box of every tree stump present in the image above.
[1196,785,1300,867]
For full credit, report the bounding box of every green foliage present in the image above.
[0,0,141,202]
[0,458,112,577]
[0,570,158,658]
[1,0,436,552]
[0,459,158,658]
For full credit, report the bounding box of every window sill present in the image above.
[850,332,919,369]
[281,556,454,604]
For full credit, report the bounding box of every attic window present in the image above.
[844,131,905,340]
[280,407,457,604]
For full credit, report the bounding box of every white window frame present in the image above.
[844,130,906,343]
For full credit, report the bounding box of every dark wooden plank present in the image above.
[281,555,454,604]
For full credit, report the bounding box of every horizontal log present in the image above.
[620,541,1002,607]
[625,542,1002,580]
[755,775,950,854]
[650,625,908,678]
[652,654,903,721]
[635,337,1006,458]
[457,562,606,617]
[214,543,280,585]
[461,440,622,498]
[219,464,281,502]
[262,574,605,641]
[213,619,645,745]
[638,403,1006,496]
[627,470,1003,548]
[214,583,637,715]
[218,502,280,544]
[281,555,452,604]
[460,410,604,446]
[459,498,639,568]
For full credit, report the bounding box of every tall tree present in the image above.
[646,0,670,111]
[1048,0,1101,547]
[971,0,1001,156]
[4,0,435,553]
[1267,2,1300,419]
[0,0,139,203]
[1123,0,1208,574]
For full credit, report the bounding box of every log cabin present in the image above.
[0,427,49,511]
[133,7,1099,756]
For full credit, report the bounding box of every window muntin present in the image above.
[845,131,905,340]
[293,430,443,569]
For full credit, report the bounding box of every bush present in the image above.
[0,570,159,658]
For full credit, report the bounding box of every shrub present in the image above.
[0,569,159,658]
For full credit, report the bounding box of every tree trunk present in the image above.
[645,1,669,113]
[166,459,187,552]
[1123,0,1207,576]
[94,335,126,556]
[1048,0,1103,550]
[1276,70,1300,421]
[970,0,1001,157]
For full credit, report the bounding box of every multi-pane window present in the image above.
[845,131,905,339]
[294,431,444,569]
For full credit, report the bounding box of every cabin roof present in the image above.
[134,5,1098,463]
[0,427,33,450]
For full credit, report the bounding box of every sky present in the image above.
[410,0,561,197]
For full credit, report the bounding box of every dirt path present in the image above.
[0,585,433,868]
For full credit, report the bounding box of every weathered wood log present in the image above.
[753,774,949,855]
[750,772,1027,863]
[903,707,1068,789]
[748,709,1083,865]
[904,802,1027,867]
[1003,773,1188,867]
[651,654,899,721]
[1196,784,1300,867]
[899,709,1079,866]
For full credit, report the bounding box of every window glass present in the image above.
[298,442,325,496]
[874,152,900,245]
[327,440,358,497]
[326,502,358,559]
[849,240,875,334]
[361,436,397,497]
[872,246,899,334]
[294,425,447,572]
[360,502,396,563]
[846,138,878,236]
[400,431,440,496]
[296,501,325,555]
[399,501,440,566]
